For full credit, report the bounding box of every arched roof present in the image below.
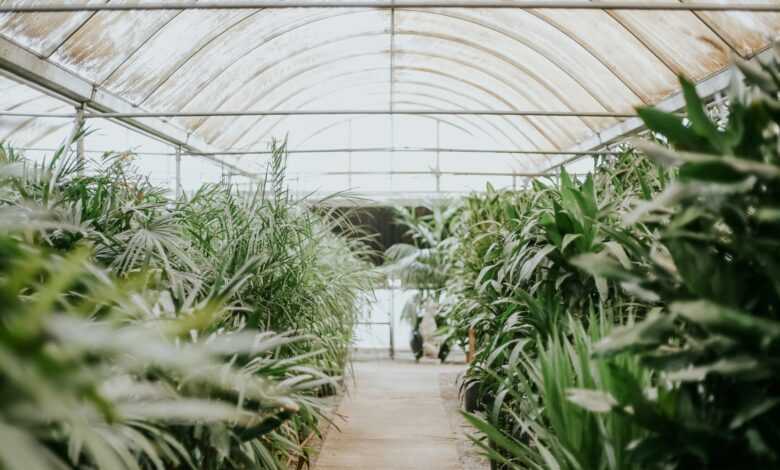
[0,1,777,183]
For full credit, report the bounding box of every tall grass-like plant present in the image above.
[465,311,651,470]
[0,138,374,469]
[416,151,663,469]
[179,143,374,377]
[449,45,780,470]
[570,48,780,468]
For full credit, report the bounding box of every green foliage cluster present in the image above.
[383,204,460,292]
[0,140,374,469]
[446,151,665,470]
[433,49,780,469]
[382,204,461,359]
[571,51,780,467]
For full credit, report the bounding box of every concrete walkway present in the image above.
[315,359,465,470]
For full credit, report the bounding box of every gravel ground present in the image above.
[305,359,489,470]
[297,392,346,469]
[438,370,491,470]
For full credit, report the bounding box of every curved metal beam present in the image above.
[226,65,544,149]
[191,31,594,144]
[225,65,539,149]
[138,10,262,104]
[145,9,607,134]
[247,97,495,149]
[241,87,527,150]
[221,26,604,133]
[187,34,391,133]
[400,10,626,111]
[295,115,475,148]
[520,9,652,104]
[393,97,530,150]
[166,9,382,113]
[394,45,590,137]
[238,88,510,150]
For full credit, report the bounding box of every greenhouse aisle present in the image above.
[316,359,465,470]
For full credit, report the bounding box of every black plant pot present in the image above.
[437,341,451,363]
[316,376,344,397]
[463,381,482,413]
[410,330,424,361]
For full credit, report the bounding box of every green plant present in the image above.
[383,203,460,359]
[0,215,321,470]
[0,138,373,469]
[570,50,780,468]
[430,149,664,468]
[464,311,650,470]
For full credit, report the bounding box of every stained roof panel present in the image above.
[0,0,776,192]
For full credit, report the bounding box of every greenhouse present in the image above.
[0,1,778,469]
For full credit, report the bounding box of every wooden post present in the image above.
[467,327,476,363]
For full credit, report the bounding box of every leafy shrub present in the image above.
[571,49,780,468]
[425,148,664,468]
[0,139,373,469]
[451,43,780,470]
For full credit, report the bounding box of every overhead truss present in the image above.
[0,37,254,177]
[0,109,642,118]
[2,1,780,12]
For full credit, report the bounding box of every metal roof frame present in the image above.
[546,45,775,173]
[0,37,255,177]
[0,1,775,193]
[0,109,646,118]
[3,2,780,12]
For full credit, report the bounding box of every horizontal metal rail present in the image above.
[190,146,621,156]
[2,1,779,11]
[15,145,621,156]
[0,109,639,118]
[287,169,586,176]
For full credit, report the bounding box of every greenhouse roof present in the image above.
[0,1,777,198]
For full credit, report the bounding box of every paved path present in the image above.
[315,359,464,470]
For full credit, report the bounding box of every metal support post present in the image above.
[435,120,441,192]
[75,105,85,163]
[389,287,395,360]
[389,4,396,191]
[175,145,182,198]
[347,120,353,188]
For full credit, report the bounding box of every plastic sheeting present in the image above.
[0,1,777,193]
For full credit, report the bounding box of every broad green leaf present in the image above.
[680,76,726,152]
[670,300,780,344]
[566,388,618,413]
[593,311,676,356]
[636,107,707,151]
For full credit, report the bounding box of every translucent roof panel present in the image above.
[0,75,72,146]
[0,1,777,197]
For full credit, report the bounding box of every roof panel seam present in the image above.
[137,9,262,106]
[224,45,574,145]
[97,10,187,87]
[222,56,545,149]
[403,9,637,110]
[241,77,536,148]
